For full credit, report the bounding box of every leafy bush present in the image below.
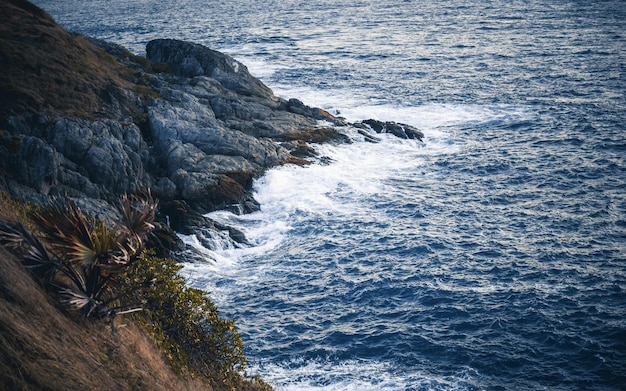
[116,251,252,387]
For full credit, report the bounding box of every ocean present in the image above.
[33,1,626,390]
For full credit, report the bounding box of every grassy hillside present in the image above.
[0,194,272,391]
[0,196,210,390]
[0,249,210,391]
[0,0,147,120]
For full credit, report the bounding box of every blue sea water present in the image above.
[33,1,626,389]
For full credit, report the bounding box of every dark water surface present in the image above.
[34,1,626,389]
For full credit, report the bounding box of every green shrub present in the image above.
[116,251,251,388]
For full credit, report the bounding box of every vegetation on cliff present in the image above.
[0,192,271,390]
[0,0,152,120]
[0,1,423,389]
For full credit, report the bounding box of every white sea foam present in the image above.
[177,233,220,265]
[249,357,475,391]
[176,82,537,390]
[180,94,532,279]
[267,79,534,127]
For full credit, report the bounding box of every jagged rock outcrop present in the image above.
[0,3,345,226]
[356,119,424,140]
[0,0,423,238]
[141,38,355,213]
[146,39,275,100]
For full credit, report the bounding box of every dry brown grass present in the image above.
[0,196,212,391]
[0,0,140,120]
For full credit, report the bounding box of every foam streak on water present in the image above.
[33,0,626,389]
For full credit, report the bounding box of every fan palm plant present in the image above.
[31,197,130,269]
[0,192,159,321]
[117,190,158,239]
[116,190,162,257]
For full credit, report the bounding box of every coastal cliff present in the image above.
[0,0,422,237]
[0,0,336,229]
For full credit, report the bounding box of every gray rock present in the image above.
[359,119,424,140]
[14,136,61,195]
[47,118,152,195]
[1,37,423,240]
[147,39,275,100]
[1,114,156,204]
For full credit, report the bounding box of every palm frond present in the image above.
[31,197,95,262]
[56,285,104,319]
[32,197,90,240]
[117,190,158,240]
[32,197,132,269]
[0,220,61,281]
[49,277,113,320]
[85,221,130,268]
[57,285,94,315]
[0,220,28,250]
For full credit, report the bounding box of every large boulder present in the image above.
[146,39,345,140]
[146,39,275,100]
[359,119,424,140]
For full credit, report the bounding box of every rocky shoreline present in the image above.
[0,0,423,255]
